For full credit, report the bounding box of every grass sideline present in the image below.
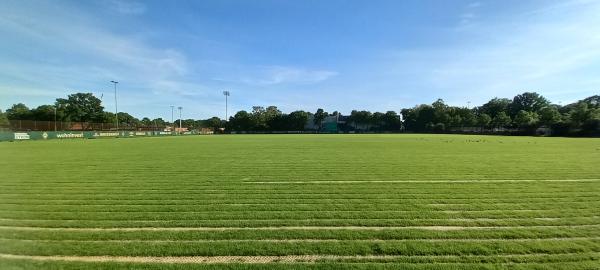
[0,134,599,269]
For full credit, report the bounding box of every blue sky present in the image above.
[1,0,599,119]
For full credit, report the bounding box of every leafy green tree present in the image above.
[431,99,450,125]
[31,105,57,121]
[181,119,196,129]
[264,106,282,130]
[250,106,267,130]
[513,110,539,128]
[0,110,9,126]
[55,93,104,122]
[348,110,372,130]
[581,109,600,133]
[479,98,511,118]
[539,106,562,126]
[433,122,445,133]
[117,112,139,125]
[449,114,462,128]
[382,111,401,131]
[205,117,223,130]
[458,108,477,127]
[152,118,167,127]
[287,111,310,131]
[140,117,153,126]
[568,101,600,134]
[400,108,417,131]
[569,102,591,127]
[313,108,328,131]
[267,114,287,131]
[102,112,116,124]
[228,110,254,131]
[371,112,385,130]
[509,92,549,117]
[6,103,32,120]
[477,113,492,129]
[492,112,511,128]
[582,95,600,109]
[252,106,283,131]
[401,105,435,132]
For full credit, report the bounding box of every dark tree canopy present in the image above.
[6,103,32,120]
[313,108,328,130]
[229,110,254,131]
[31,105,57,121]
[492,112,511,128]
[117,112,139,125]
[479,98,511,118]
[509,92,550,117]
[514,110,539,127]
[55,93,104,122]
[0,110,9,126]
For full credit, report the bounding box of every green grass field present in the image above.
[0,134,599,269]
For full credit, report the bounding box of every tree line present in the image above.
[401,93,599,136]
[0,93,220,130]
[1,92,599,135]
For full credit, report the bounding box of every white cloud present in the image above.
[379,0,600,105]
[107,0,146,15]
[241,66,338,86]
[459,1,482,27]
[467,2,482,8]
[0,1,195,101]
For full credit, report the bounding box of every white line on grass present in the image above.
[1,252,598,264]
[0,224,598,232]
[243,179,600,184]
[2,237,598,243]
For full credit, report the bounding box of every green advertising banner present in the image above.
[0,131,199,142]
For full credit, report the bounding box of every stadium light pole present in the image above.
[222,91,230,121]
[110,81,119,132]
[170,105,174,131]
[178,106,182,132]
[53,106,57,132]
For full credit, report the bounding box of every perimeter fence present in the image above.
[3,120,166,132]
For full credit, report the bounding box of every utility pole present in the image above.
[110,81,119,132]
[222,91,230,121]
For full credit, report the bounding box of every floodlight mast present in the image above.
[178,106,183,133]
[53,106,57,132]
[170,105,174,131]
[110,81,119,132]
[223,91,230,121]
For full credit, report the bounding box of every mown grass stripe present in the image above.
[2,224,599,231]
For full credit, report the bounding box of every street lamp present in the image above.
[222,91,230,121]
[178,106,183,132]
[110,81,119,132]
